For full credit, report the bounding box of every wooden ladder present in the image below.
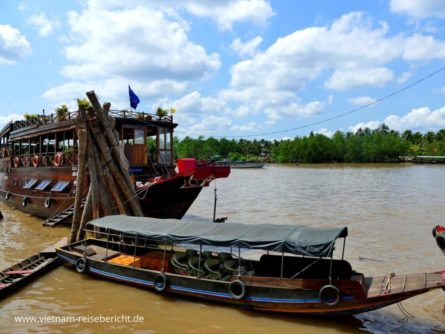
[43,199,86,227]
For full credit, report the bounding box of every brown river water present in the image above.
[0,163,444,333]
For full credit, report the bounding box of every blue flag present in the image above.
[128,85,140,109]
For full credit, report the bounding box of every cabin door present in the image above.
[123,127,148,166]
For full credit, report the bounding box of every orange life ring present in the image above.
[32,155,40,167]
[13,157,20,168]
[53,153,63,167]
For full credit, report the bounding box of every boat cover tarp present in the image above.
[86,216,348,257]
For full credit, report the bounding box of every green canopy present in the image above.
[86,215,348,258]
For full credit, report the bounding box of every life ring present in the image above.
[21,196,29,207]
[76,258,88,273]
[228,280,246,300]
[32,155,40,167]
[44,197,52,209]
[13,157,20,168]
[153,273,168,292]
[436,234,445,252]
[319,284,341,307]
[5,192,10,200]
[54,153,63,167]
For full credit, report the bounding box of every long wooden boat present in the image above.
[56,216,445,316]
[0,110,230,225]
[229,161,265,169]
[0,238,67,298]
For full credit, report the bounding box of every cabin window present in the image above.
[35,180,52,191]
[134,129,145,144]
[23,179,38,189]
[158,128,173,164]
[51,181,70,192]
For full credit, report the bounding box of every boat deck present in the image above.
[366,272,445,298]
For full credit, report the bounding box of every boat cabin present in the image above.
[0,109,177,191]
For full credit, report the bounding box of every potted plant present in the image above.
[55,104,69,122]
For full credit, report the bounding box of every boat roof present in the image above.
[86,215,348,257]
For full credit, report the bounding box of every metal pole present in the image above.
[161,240,167,273]
[341,238,346,260]
[238,247,241,277]
[105,229,109,261]
[328,243,334,284]
[198,244,202,278]
[213,184,217,222]
[133,236,137,267]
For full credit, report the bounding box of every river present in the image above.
[0,163,444,333]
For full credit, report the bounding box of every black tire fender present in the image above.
[44,197,52,209]
[229,279,246,300]
[319,284,340,307]
[5,192,10,200]
[76,258,88,273]
[21,196,28,207]
[154,273,168,292]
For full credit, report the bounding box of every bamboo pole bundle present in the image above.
[71,91,144,241]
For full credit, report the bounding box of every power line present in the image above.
[177,65,445,138]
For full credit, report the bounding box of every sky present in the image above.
[2,0,445,139]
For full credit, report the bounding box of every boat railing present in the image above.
[11,109,173,132]
[12,111,80,131]
[108,109,173,123]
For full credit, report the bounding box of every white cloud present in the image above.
[403,34,445,60]
[28,12,59,37]
[347,96,377,106]
[325,67,394,91]
[0,24,31,64]
[314,128,335,137]
[0,113,24,128]
[397,71,412,83]
[349,121,381,133]
[230,36,263,57]
[63,6,220,81]
[349,106,445,133]
[182,0,274,30]
[390,0,445,19]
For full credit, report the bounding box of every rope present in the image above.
[397,301,415,320]
[176,64,445,138]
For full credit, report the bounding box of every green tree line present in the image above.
[174,125,445,163]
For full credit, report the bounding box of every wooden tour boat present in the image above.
[57,216,445,316]
[0,109,230,226]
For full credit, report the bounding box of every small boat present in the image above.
[57,216,445,316]
[229,161,265,169]
[433,225,445,255]
[0,238,67,298]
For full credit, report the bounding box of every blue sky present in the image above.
[2,0,445,139]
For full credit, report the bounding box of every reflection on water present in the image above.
[1,164,445,333]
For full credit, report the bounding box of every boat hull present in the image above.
[0,167,203,221]
[57,243,445,316]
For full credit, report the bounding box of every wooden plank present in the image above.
[5,269,34,275]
